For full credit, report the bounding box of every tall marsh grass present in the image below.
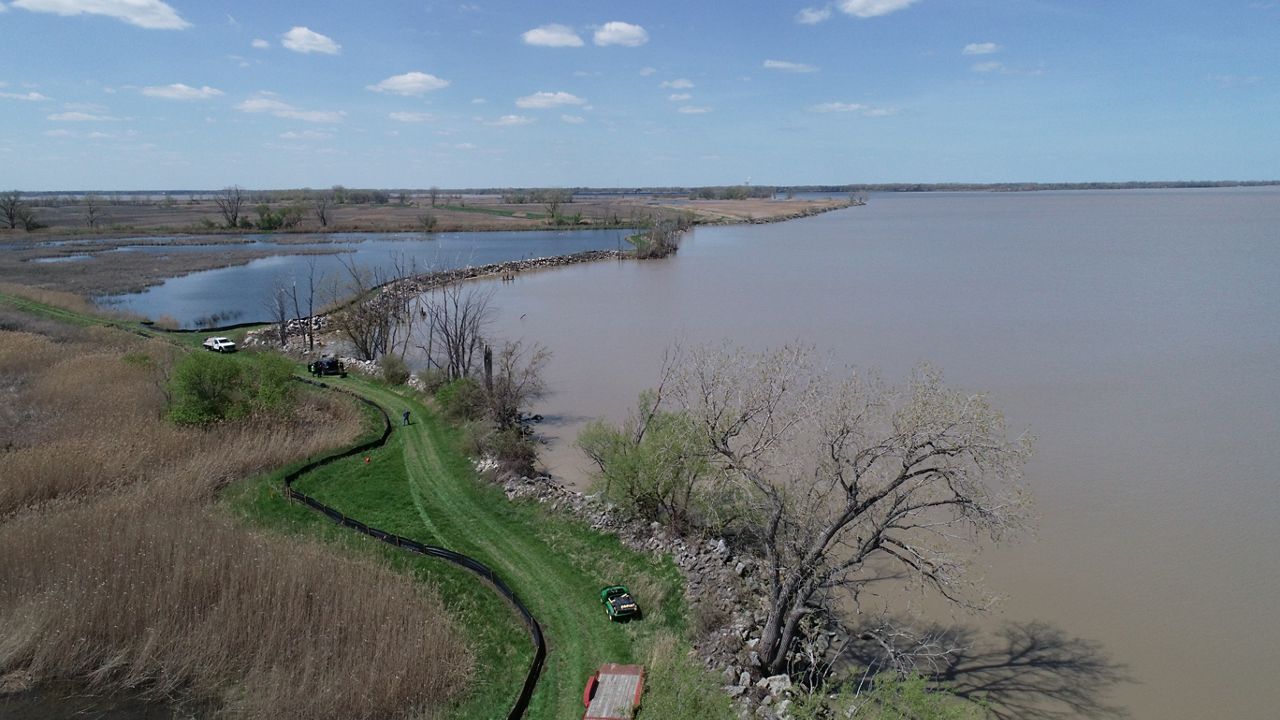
[0,319,473,717]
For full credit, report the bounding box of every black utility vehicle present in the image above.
[307,356,347,377]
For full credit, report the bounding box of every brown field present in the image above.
[0,307,473,718]
[1,193,847,238]
[0,195,848,297]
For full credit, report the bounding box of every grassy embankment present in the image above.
[1,286,732,719]
[242,373,735,719]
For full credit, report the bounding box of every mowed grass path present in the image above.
[292,377,687,720]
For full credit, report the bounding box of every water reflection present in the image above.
[101,229,632,327]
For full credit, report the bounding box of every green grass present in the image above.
[223,414,532,720]
[288,376,723,720]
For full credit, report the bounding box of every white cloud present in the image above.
[796,6,832,24]
[251,38,270,49]
[837,0,921,18]
[639,66,656,76]
[236,93,344,123]
[281,26,340,54]
[594,21,648,47]
[809,101,864,112]
[0,91,50,101]
[764,59,818,73]
[485,114,534,126]
[367,71,450,96]
[48,110,119,121]
[963,42,1000,55]
[807,101,896,116]
[515,91,585,109]
[522,23,583,47]
[44,129,73,137]
[660,78,694,89]
[389,111,432,122]
[667,93,691,101]
[971,60,1003,73]
[141,83,223,100]
[1210,74,1262,87]
[678,105,710,114]
[280,129,332,140]
[12,0,189,29]
[471,97,488,104]
[560,114,585,124]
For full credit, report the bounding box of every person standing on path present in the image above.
[402,410,411,426]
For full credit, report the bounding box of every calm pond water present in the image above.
[467,188,1280,719]
[98,229,632,327]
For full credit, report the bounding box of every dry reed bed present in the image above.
[0,501,472,719]
[0,318,473,718]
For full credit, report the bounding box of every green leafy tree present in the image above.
[168,352,295,425]
[579,389,712,533]
[169,352,246,425]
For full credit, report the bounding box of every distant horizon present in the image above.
[10,180,1280,195]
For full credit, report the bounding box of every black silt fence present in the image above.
[283,378,546,720]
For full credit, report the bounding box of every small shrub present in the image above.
[435,377,485,422]
[381,355,410,386]
[486,426,537,477]
[169,352,245,426]
[416,367,449,394]
[169,352,295,425]
[692,599,730,638]
[456,420,489,458]
[245,352,296,413]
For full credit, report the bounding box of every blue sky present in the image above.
[1,0,1276,189]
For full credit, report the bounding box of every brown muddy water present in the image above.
[464,188,1280,719]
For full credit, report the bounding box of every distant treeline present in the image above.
[14,180,1279,202]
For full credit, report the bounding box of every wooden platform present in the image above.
[584,663,645,720]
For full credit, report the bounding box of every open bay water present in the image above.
[470,187,1280,718]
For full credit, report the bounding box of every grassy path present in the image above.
[293,378,687,720]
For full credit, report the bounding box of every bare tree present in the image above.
[329,256,420,361]
[214,186,245,228]
[428,185,440,207]
[313,193,331,227]
[16,205,42,232]
[265,280,291,347]
[665,346,1033,676]
[288,258,323,351]
[84,194,102,229]
[418,282,493,380]
[484,341,550,430]
[1,190,21,229]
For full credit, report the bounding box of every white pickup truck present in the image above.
[202,336,237,353]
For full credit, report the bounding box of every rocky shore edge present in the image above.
[499,472,840,720]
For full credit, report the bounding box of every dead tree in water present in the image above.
[418,282,493,379]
